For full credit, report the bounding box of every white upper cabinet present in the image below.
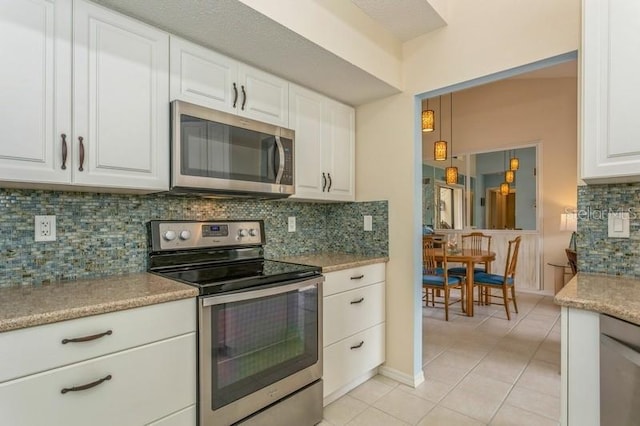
[581,0,640,183]
[289,84,355,201]
[170,37,289,127]
[0,0,169,192]
[72,0,169,191]
[0,0,72,185]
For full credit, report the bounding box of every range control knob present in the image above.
[179,230,191,240]
[238,229,248,237]
[249,228,258,237]
[163,230,176,241]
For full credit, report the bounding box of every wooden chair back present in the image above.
[462,232,492,253]
[503,236,522,280]
[565,249,577,276]
[423,237,442,274]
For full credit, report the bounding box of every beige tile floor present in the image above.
[321,292,561,425]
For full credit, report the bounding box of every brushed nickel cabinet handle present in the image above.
[61,374,112,394]
[62,330,112,344]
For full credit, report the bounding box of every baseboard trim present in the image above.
[378,365,424,388]
[322,369,378,406]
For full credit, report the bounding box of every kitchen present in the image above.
[1,0,639,425]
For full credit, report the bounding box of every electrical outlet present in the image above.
[35,215,56,242]
[364,215,373,231]
[288,216,296,232]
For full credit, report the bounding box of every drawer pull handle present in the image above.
[350,341,364,350]
[350,275,364,280]
[62,330,112,344]
[61,374,112,394]
[350,297,365,304]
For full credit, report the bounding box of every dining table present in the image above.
[435,249,496,317]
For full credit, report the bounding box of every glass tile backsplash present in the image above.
[0,189,388,287]
[577,183,640,277]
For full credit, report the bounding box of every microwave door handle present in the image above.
[274,136,285,184]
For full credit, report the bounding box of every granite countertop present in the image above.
[554,273,640,326]
[0,273,198,333]
[273,253,388,273]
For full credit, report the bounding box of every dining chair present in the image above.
[448,232,492,304]
[472,236,521,320]
[565,248,577,277]
[422,237,465,321]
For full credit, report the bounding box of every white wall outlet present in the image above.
[288,216,296,232]
[608,211,630,238]
[364,215,373,232]
[35,215,56,242]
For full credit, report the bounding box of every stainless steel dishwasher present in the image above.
[600,314,640,426]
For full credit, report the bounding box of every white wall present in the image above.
[356,0,579,382]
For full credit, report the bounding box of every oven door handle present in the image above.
[274,136,285,184]
[201,276,324,306]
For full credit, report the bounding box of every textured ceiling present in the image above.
[92,0,402,106]
[350,0,446,41]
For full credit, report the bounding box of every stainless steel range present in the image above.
[148,220,323,426]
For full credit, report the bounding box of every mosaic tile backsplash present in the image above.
[0,189,388,287]
[577,183,640,277]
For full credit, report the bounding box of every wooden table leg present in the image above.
[466,260,474,316]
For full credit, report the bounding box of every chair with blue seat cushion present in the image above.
[423,237,465,321]
[448,232,492,305]
[473,236,521,320]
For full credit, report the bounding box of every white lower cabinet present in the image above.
[322,263,386,402]
[0,299,196,426]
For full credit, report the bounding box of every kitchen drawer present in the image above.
[323,263,385,296]
[0,333,196,426]
[0,298,195,383]
[323,282,385,346]
[147,405,196,426]
[323,323,385,397]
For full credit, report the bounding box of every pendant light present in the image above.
[422,98,434,132]
[433,96,447,161]
[500,151,510,195]
[505,169,515,184]
[510,149,520,171]
[445,93,458,184]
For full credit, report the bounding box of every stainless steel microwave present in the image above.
[170,100,295,197]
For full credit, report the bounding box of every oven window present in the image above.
[210,286,318,410]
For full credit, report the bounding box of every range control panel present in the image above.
[150,220,264,251]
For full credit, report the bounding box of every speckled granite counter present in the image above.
[0,274,198,333]
[554,273,640,326]
[273,253,388,273]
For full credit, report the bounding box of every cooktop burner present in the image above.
[147,220,321,296]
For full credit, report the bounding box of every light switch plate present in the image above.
[608,212,630,238]
[364,215,373,231]
[288,216,296,232]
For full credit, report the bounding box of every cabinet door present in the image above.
[323,99,355,201]
[238,64,289,127]
[0,0,71,185]
[289,84,325,200]
[73,0,169,191]
[582,0,640,183]
[169,36,237,114]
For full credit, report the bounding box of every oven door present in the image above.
[198,277,323,426]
